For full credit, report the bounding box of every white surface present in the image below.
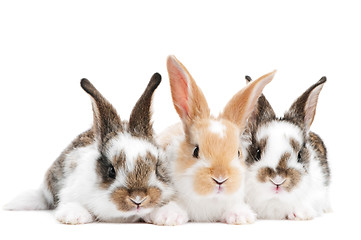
[0,0,360,239]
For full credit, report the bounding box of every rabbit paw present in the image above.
[222,205,256,225]
[55,202,93,225]
[286,207,316,220]
[146,201,188,226]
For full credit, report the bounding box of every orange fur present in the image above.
[175,119,243,195]
[222,70,276,130]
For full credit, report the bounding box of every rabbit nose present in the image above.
[269,176,286,186]
[129,196,147,206]
[212,177,229,185]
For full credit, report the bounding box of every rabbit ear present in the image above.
[128,73,161,138]
[80,78,122,144]
[167,55,210,127]
[284,77,326,131]
[221,71,276,131]
[244,75,276,127]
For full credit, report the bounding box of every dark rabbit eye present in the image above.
[238,150,241,158]
[255,148,261,161]
[297,151,302,162]
[193,145,199,159]
[108,165,116,179]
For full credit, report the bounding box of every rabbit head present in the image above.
[243,76,329,200]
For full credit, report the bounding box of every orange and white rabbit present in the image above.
[152,56,276,224]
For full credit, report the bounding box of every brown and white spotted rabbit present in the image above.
[4,73,176,224]
[242,76,331,220]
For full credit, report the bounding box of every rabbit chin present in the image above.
[249,180,296,202]
[127,206,154,217]
[204,185,239,199]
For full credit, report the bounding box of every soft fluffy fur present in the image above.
[4,73,176,224]
[156,56,275,224]
[242,76,331,220]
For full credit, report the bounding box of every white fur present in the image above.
[3,189,49,211]
[208,120,226,138]
[55,202,93,224]
[244,121,330,220]
[107,132,159,172]
[144,201,189,226]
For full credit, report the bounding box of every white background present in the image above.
[0,0,360,239]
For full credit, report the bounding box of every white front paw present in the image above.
[55,202,93,225]
[286,207,316,220]
[222,205,256,225]
[147,201,188,226]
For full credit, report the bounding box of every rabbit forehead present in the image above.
[191,118,240,157]
[107,132,158,172]
[258,121,303,148]
[256,121,303,167]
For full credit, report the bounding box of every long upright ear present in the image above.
[284,77,326,131]
[167,55,210,128]
[221,70,276,131]
[80,79,122,144]
[245,76,276,127]
[128,73,161,138]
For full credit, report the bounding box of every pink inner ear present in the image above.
[304,84,323,129]
[168,58,190,119]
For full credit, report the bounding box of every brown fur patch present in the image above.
[111,188,134,211]
[309,131,330,186]
[113,151,126,170]
[111,187,161,212]
[126,156,154,189]
[128,73,161,139]
[282,169,301,192]
[80,78,122,145]
[277,152,291,170]
[257,152,302,192]
[245,137,268,165]
[290,138,301,153]
[257,168,276,183]
[45,129,96,207]
[259,137,268,155]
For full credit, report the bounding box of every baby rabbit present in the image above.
[155,56,275,224]
[242,76,331,220]
[4,73,175,224]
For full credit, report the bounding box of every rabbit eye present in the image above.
[255,148,261,161]
[108,165,116,179]
[297,151,302,162]
[238,150,241,158]
[192,145,199,159]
